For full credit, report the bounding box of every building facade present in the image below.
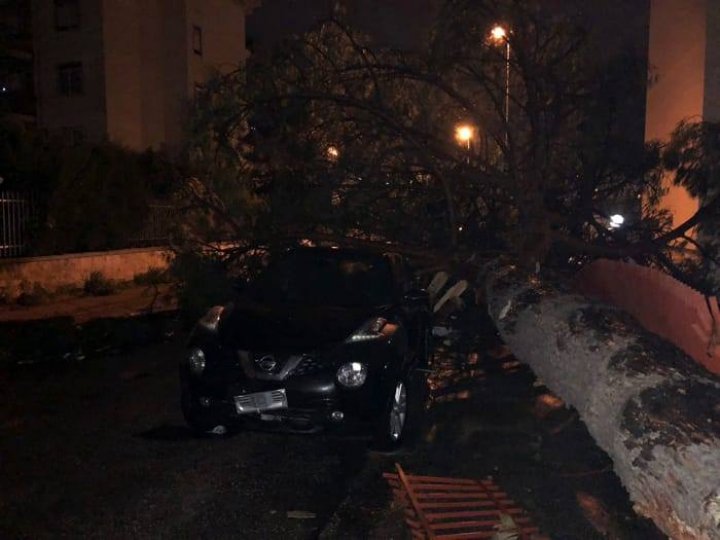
[32,0,258,151]
[645,0,720,227]
[0,0,35,123]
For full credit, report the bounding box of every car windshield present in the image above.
[249,251,396,307]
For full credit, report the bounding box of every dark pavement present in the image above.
[0,338,368,539]
[0,307,665,539]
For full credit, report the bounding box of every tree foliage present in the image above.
[41,144,175,253]
[180,0,720,291]
[0,122,177,255]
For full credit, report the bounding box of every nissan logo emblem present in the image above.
[258,355,277,372]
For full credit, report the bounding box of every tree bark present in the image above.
[486,266,720,539]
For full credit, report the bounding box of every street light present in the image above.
[609,214,625,228]
[326,145,340,160]
[455,124,475,164]
[455,124,474,150]
[489,25,510,147]
[490,25,507,41]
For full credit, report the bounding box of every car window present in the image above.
[249,251,396,307]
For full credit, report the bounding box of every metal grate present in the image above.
[129,204,177,247]
[0,191,39,258]
[384,464,546,539]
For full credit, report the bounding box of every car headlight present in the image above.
[345,317,387,343]
[336,362,368,388]
[198,305,225,332]
[187,348,206,375]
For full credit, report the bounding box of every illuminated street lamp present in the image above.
[609,214,625,228]
[455,124,475,165]
[326,145,340,160]
[490,25,507,41]
[455,124,474,150]
[455,124,474,164]
[489,24,511,146]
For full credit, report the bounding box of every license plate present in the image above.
[234,389,288,415]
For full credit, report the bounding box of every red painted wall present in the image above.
[576,259,720,376]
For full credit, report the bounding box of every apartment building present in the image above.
[645,0,720,227]
[0,0,35,123]
[32,0,258,151]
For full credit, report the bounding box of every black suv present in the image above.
[180,246,432,448]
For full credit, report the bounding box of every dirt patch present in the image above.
[0,284,176,324]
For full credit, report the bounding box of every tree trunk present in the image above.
[486,266,720,539]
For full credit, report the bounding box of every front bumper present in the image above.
[183,395,375,435]
[181,329,399,434]
[182,371,386,435]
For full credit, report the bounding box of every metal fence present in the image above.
[0,191,39,258]
[130,204,178,248]
[0,194,177,258]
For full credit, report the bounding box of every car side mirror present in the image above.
[403,288,429,306]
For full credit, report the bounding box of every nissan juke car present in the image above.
[179,246,432,448]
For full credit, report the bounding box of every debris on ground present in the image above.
[321,301,664,539]
[208,425,227,436]
[384,463,546,539]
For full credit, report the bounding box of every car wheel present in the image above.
[373,377,411,451]
[181,390,223,436]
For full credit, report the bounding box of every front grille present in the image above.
[238,351,303,381]
[290,356,326,377]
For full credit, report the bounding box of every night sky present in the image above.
[247,0,651,145]
[247,0,650,56]
[247,0,442,52]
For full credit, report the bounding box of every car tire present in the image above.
[373,375,414,451]
[181,390,223,436]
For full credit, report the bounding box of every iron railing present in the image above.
[129,204,178,248]
[0,190,39,258]
[0,194,177,258]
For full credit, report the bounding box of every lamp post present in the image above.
[455,124,474,163]
[490,25,510,147]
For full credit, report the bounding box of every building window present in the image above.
[54,0,80,31]
[57,62,83,96]
[61,126,86,146]
[192,25,203,55]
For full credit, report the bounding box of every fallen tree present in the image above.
[486,265,720,539]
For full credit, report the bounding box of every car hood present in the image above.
[218,301,385,352]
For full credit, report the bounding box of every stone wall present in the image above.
[0,247,172,299]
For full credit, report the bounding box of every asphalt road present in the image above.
[1,309,666,539]
[0,338,370,539]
